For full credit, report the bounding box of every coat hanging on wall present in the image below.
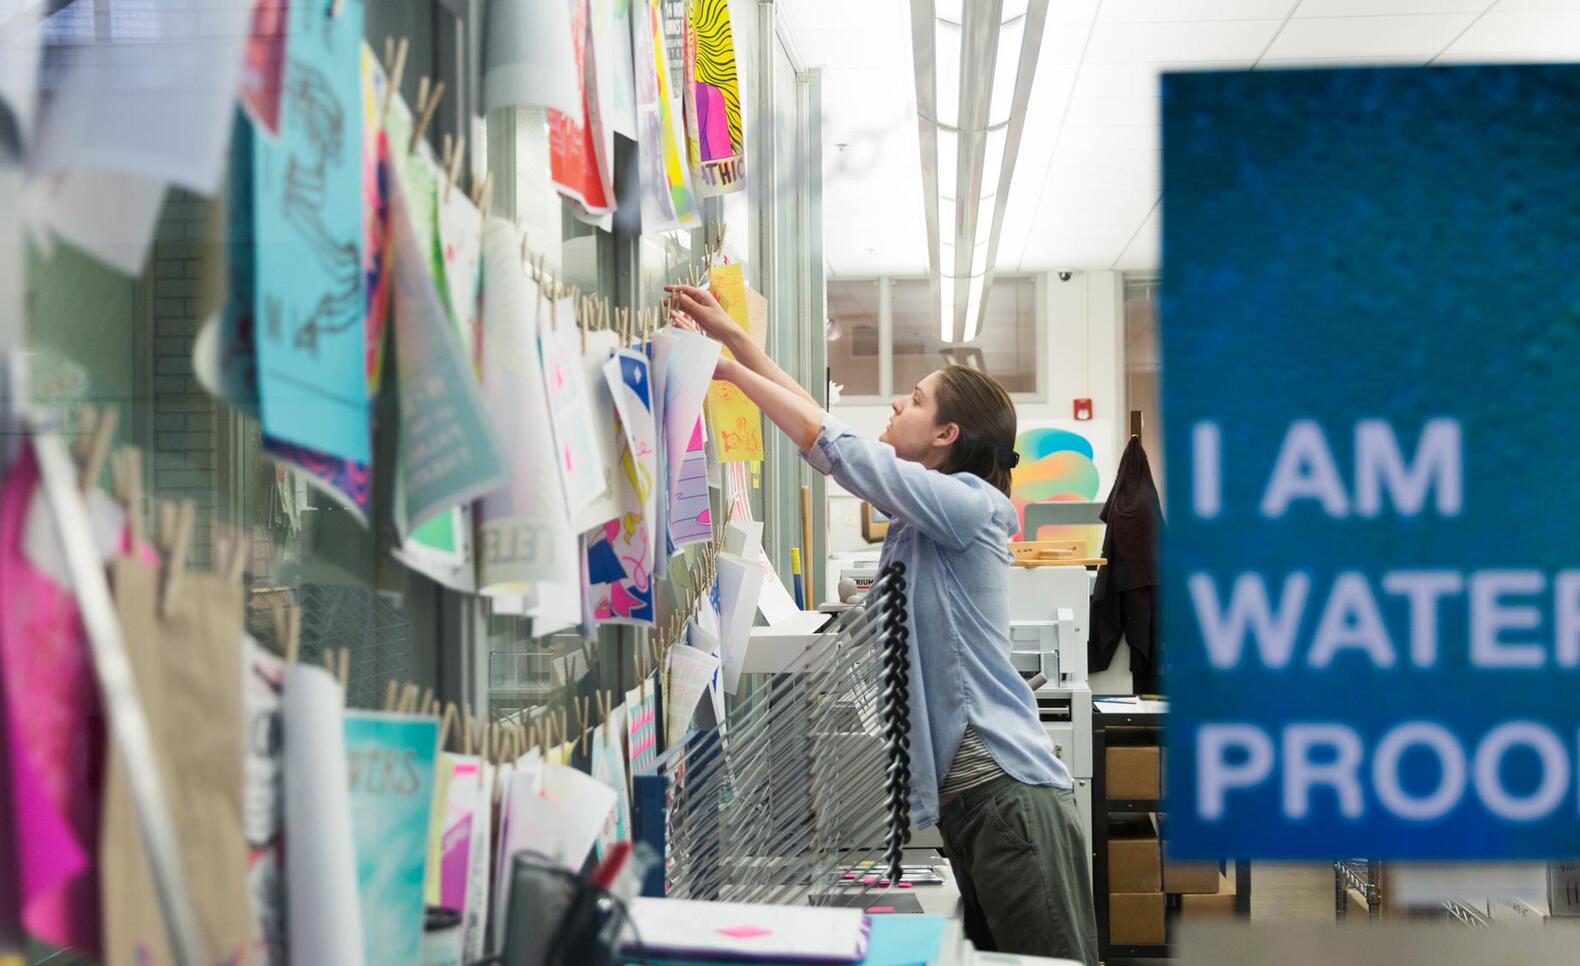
[1089,434,1165,694]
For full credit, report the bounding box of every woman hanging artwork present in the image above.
[683,0,746,196]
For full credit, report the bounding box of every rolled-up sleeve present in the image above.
[799,415,991,551]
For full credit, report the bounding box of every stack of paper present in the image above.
[624,898,871,963]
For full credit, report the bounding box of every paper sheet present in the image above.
[587,347,659,624]
[717,551,764,693]
[0,0,40,152]
[687,619,726,730]
[478,218,578,593]
[0,165,20,354]
[550,0,615,219]
[627,678,659,774]
[461,758,496,963]
[423,754,481,910]
[389,161,507,532]
[32,169,166,277]
[757,548,801,625]
[436,178,484,372]
[493,762,548,949]
[540,301,610,522]
[240,0,290,137]
[343,712,441,966]
[665,641,719,745]
[576,329,623,532]
[683,0,747,196]
[31,0,251,194]
[670,417,712,546]
[483,0,581,117]
[540,762,618,870]
[254,0,370,463]
[625,898,870,961]
[596,0,638,138]
[652,327,721,543]
[591,711,633,857]
[632,0,699,230]
[705,264,765,461]
[283,664,363,965]
[243,637,286,965]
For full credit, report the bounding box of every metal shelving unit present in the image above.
[1092,704,1252,961]
[1334,859,1382,921]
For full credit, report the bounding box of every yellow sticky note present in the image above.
[707,263,766,462]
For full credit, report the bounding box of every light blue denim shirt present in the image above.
[802,416,1071,829]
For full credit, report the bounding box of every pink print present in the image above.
[696,509,711,526]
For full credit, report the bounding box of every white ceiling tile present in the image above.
[1264,14,1477,58]
[1059,124,1160,154]
[1111,204,1160,271]
[1101,0,1298,22]
[1494,0,1580,10]
[1293,0,1491,16]
[1085,19,1284,63]
[1065,90,1161,126]
[1258,54,1429,65]
[1441,11,1580,58]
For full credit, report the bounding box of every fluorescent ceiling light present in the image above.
[989,18,1024,125]
[962,273,986,342]
[939,275,957,343]
[937,128,960,196]
[936,21,962,128]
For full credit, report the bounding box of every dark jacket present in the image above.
[1089,436,1164,692]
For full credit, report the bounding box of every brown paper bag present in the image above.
[100,558,251,965]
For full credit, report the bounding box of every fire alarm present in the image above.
[1073,398,1093,421]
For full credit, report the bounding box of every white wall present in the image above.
[824,270,1127,565]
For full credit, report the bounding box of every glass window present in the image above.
[826,279,881,397]
[1124,273,1163,505]
[892,275,1037,396]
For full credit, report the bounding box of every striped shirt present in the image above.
[939,725,1004,795]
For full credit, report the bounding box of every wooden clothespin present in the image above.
[473,171,493,214]
[439,703,457,752]
[410,78,444,154]
[330,0,345,18]
[111,448,145,548]
[384,679,399,711]
[75,406,116,493]
[159,499,195,617]
[578,696,592,755]
[337,648,350,696]
[441,133,455,200]
[420,688,434,717]
[400,682,420,714]
[382,37,409,118]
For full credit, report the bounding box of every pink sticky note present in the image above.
[879,879,892,887]
[719,925,773,939]
[861,876,877,886]
[868,906,896,914]
[842,872,856,880]
[898,881,914,889]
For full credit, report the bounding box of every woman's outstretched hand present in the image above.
[665,283,744,348]
[714,355,743,383]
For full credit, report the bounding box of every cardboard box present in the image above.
[1164,858,1222,895]
[1180,874,1237,919]
[1106,745,1160,800]
[1109,892,1165,945]
[1108,815,1161,893]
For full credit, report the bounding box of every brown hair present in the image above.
[932,365,1018,497]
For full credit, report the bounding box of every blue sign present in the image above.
[1162,65,1580,859]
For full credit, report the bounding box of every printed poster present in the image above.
[626,677,659,775]
[389,149,508,533]
[478,219,579,593]
[540,302,611,524]
[598,0,639,138]
[683,0,746,196]
[633,0,698,231]
[589,348,658,625]
[240,0,291,137]
[550,0,614,219]
[343,712,440,966]
[591,710,633,858]
[704,262,764,461]
[670,417,712,546]
[243,637,286,964]
[651,327,721,546]
[254,0,369,463]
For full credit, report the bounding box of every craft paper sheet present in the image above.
[633,0,699,230]
[550,0,615,218]
[32,0,251,194]
[243,637,287,964]
[591,710,633,857]
[0,450,100,953]
[389,151,507,532]
[479,219,579,593]
[627,678,659,774]
[598,0,639,138]
[461,758,496,963]
[576,329,623,532]
[651,327,721,545]
[258,49,390,523]
[540,301,611,523]
[32,169,167,278]
[283,664,363,964]
[0,0,40,151]
[670,417,712,546]
[343,712,441,966]
[482,0,581,117]
[588,348,658,624]
[683,0,746,196]
[705,263,764,461]
[240,0,291,137]
[254,0,370,463]
[716,551,763,694]
[665,642,719,746]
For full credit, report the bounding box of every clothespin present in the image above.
[439,703,457,751]
[559,709,569,752]
[159,499,194,617]
[111,448,145,547]
[401,683,420,714]
[410,78,444,154]
[474,171,493,214]
[384,679,399,711]
[337,648,350,696]
[75,406,116,492]
[382,37,409,118]
[330,0,344,18]
[441,133,455,200]
[420,688,435,717]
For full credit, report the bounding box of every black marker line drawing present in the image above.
[281,59,361,354]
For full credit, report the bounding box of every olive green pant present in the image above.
[938,776,1098,965]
